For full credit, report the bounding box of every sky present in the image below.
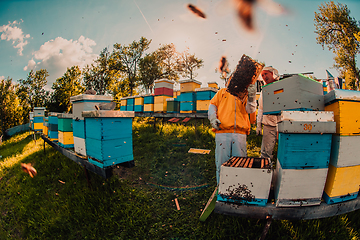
[0,0,359,91]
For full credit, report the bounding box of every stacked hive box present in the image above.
[195,87,217,113]
[134,95,144,113]
[70,94,113,156]
[57,113,74,148]
[207,82,219,89]
[274,111,336,207]
[262,74,324,115]
[154,79,174,112]
[218,157,272,206]
[42,117,48,137]
[323,89,360,204]
[82,110,135,168]
[179,79,201,113]
[48,112,58,141]
[143,94,154,113]
[120,98,127,111]
[166,98,180,113]
[33,107,46,132]
[126,96,135,111]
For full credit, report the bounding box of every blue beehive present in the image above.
[48,112,59,141]
[178,92,196,113]
[82,110,135,168]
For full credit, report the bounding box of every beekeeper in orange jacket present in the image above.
[208,79,257,183]
[256,66,281,160]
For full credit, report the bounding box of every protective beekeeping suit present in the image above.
[256,66,281,160]
[208,78,257,183]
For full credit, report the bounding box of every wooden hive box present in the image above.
[330,135,360,167]
[58,131,74,148]
[70,94,113,121]
[154,79,175,89]
[144,104,154,113]
[195,87,217,100]
[126,97,135,111]
[48,113,58,141]
[34,107,46,117]
[324,89,360,135]
[196,100,211,113]
[166,98,179,113]
[218,157,272,206]
[262,74,324,115]
[144,95,154,104]
[208,81,219,89]
[57,113,73,132]
[33,117,43,131]
[154,95,170,112]
[154,87,173,96]
[277,111,335,169]
[43,117,48,136]
[120,99,127,111]
[323,164,360,204]
[179,79,201,92]
[83,110,134,168]
[274,159,329,207]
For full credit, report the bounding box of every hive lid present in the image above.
[154,79,175,84]
[324,89,360,104]
[82,110,135,118]
[194,87,218,92]
[34,107,46,110]
[280,111,334,122]
[48,112,59,116]
[57,113,73,118]
[179,79,202,85]
[70,94,113,102]
[166,98,178,101]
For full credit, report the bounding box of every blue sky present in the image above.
[0,0,359,90]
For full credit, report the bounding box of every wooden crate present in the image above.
[218,157,272,206]
[179,79,202,92]
[330,135,360,167]
[262,74,324,114]
[144,104,154,112]
[323,163,360,204]
[274,159,328,207]
[58,131,74,148]
[70,94,113,120]
[196,100,210,112]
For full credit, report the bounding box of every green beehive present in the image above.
[166,98,179,113]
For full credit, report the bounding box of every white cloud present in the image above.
[0,20,30,55]
[24,36,98,86]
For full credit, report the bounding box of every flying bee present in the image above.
[21,163,37,178]
[187,4,206,19]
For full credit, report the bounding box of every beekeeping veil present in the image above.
[259,66,280,81]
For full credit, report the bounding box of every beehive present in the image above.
[195,87,217,113]
[144,104,154,112]
[83,110,134,168]
[70,94,113,155]
[57,113,74,148]
[120,99,127,111]
[275,111,336,207]
[166,98,180,113]
[218,157,272,206]
[154,95,170,112]
[179,79,201,93]
[178,92,196,113]
[42,117,48,136]
[134,95,144,113]
[34,107,46,117]
[48,112,58,141]
[262,74,324,115]
[126,97,135,111]
[208,82,219,89]
[324,89,360,135]
[323,89,360,204]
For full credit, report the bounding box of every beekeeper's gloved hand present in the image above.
[247,84,257,102]
[209,113,221,130]
[256,122,262,136]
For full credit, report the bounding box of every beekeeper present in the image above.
[208,78,257,183]
[256,66,281,160]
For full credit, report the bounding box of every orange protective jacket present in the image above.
[210,88,252,135]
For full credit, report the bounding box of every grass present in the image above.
[0,119,359,239]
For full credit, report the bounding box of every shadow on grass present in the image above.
[0,132,34,160]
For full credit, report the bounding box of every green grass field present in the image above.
[0,119,359,239]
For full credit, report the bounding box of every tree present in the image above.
[113,37,152,96]
[0,78,23,135]
[156,43,180,82]
[83,47,120,95]
[314,1,360,89]
[176,47,204,79]
[18,69,49,110]
[139,52,162,93]
[48,66,84,113]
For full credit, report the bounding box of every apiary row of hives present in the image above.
[30,95,135,169]
[119,79,219,114]
[217,74,360,207]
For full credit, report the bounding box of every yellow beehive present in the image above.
[135,96,144,105]
[154,103,167,112]
[154,95,170,104]
[179,79,201,92]
[196,100,210,111]
[43,126,48,136]
[58,131,74,145]
[325,101,360,135]
[144,104,154,112]
[121,99,127,106]
[323,164,360,202]
[208,82,218,89]
[33,123,43,131]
